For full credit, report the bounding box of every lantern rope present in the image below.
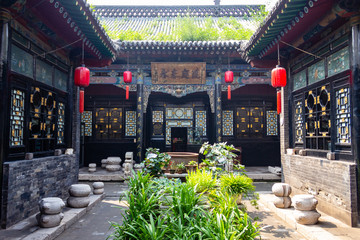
[36,38,82,58]
[280,40,324,59]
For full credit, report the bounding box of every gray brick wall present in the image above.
[1,154,77,228]
[283,154,358,226]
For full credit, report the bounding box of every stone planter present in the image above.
[294,210,321,225]
[69,184,91,197]
[273,196,292,208]
[272,183,292,197]
[293,194,318,211]
[39,197,65,215]
[37,213,64,228]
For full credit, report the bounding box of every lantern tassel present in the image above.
[227,85,231,100]
[126,86,129,100]
[277,90,281,114]
[79,89,84,113]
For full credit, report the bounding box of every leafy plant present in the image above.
[219,173,259,207]
[199,142,239,171]
[186,169,217,193]
[188,161,198,166]
[176,162,185,170]
[143,148,171,177]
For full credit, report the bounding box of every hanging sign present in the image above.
[151,62,206,84]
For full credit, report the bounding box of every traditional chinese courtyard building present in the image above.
[84,4,281,167]
[0,0,115,228]
[245,0,360,226]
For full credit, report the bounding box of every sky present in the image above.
[87,0,277,9]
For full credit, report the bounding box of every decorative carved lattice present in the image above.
[10,89,25,146]
[222,110,233,136]
[125,110,136,137]
[81,111,92,136]
[336,87,351,144]
[57,103,65,144]
[294,101,304,144]
[266,111,278,136]
[195,111,206,136]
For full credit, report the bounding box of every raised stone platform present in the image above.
[0,194,104,240]
[78,168,125,182]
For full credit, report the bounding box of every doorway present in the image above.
[171,127,187,152]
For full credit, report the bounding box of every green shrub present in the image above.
[186,169,217,193]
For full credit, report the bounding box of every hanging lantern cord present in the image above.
[127,53,129,71]
[277,43,280,67]
[81,40,85,66]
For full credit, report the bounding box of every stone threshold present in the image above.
[2,194,104,240]
[259,193,358,240]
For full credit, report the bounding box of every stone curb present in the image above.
[21,194,105,240]
[259,193,340,240]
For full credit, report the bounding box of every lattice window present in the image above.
[152,110,164,136]
[125,111,136,137]
[266,111,278,136]
[222,110,233,136]
[29,88,56,152]
[195,111,206,136]
[81,111,92,136]
[10,89,25,146]
[294,101,304,144]
[166,108,193,119]
[57,103,65,144]
[305,85,331,150]
[336,88,351,144]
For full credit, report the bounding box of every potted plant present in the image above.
[219,173,256,205]
[143,148,171,177]
[175,163,185,174]
[169,161,176,174]
[186,160,198,172]
[199,142,239,172]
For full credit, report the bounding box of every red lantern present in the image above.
[124,71,132,100]
[79,90,84,113]
[225,71,233,83]
[126,86,129,100]
[123,71,132,83]
[227,85,232,100]
[277,90,281,114]
[74,66,90,87]
[225,71,233,100]
[271,66,286,88]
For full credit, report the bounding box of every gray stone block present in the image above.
[69,184,91,197]
[37,212,64,228]
[39,197,65,215]
[67,196,90,208]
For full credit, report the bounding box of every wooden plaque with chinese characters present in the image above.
[151,62,206,84]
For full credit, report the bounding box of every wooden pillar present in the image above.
[0,7,10,229]
[136,79,144,162]
[350,15,360,217]
[215,75,222,143]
